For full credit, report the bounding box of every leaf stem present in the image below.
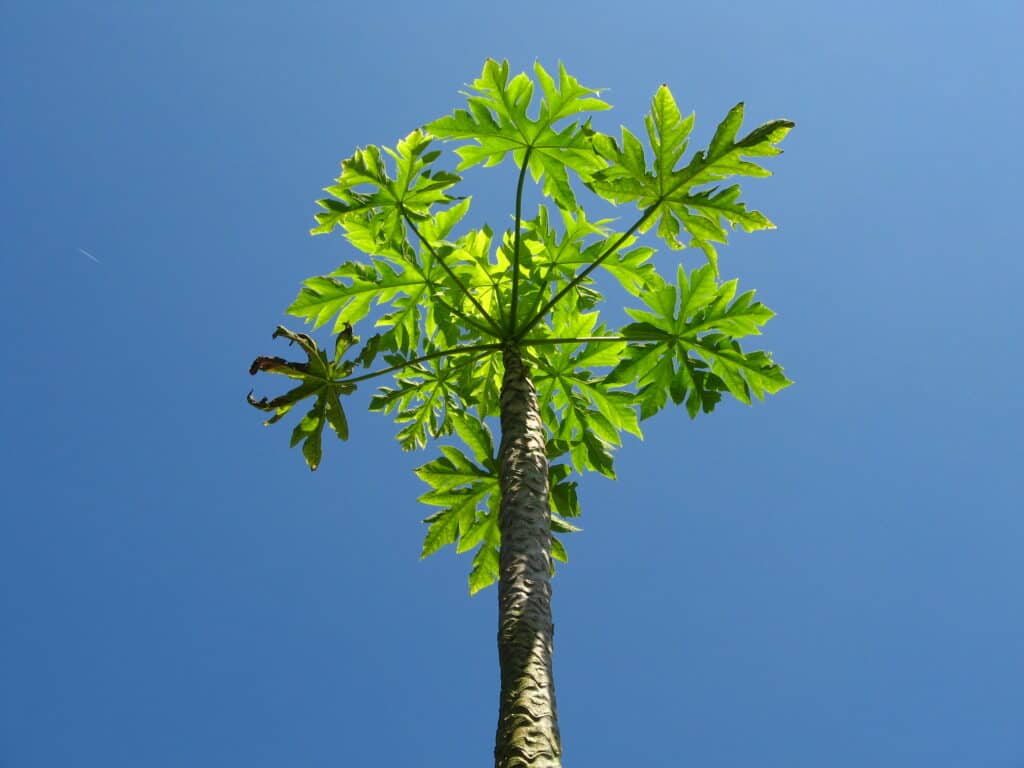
[520,336,628,346]
[402,211,506,338]
[515,204,659,339]
[509,147,532,336]
[433,295,503,339]
[339,342,503,385]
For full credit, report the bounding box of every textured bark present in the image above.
[495,344,561,768]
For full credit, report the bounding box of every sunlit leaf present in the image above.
[589,85,792,271]
[608,264,790,419]
[428,59,609,209]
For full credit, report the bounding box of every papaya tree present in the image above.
[248,59,793,768]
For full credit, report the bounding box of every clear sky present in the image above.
[2,1,1022,766]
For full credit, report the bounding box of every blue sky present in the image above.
[2,2,1022,766]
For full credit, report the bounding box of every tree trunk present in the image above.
[494,343,561,768]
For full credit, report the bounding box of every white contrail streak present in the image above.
[78,248,101,263]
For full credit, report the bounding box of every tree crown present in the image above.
[249,59,794,592]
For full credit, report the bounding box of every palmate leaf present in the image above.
[368,353,472,451]
[310,129,461,243]
[459,349,504,419]
[588,85,793,272]
[529,294,644,479]
[445,224,510,332]
[608,264,791,418]
[517,205,658,332]
[289,258,440,348]
[416,443,500,595]
[415,410,583,593]
[289,200,482,349]
[247,326,358,471]
[287,260,399,333]
[427,59,610,209]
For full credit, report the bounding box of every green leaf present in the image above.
[688,335,791,405]
[469,543,500,595]
[421,507,461,558]
[529,301,644,480]
[457,512,497,554]
[333,323,358,362]
[370,353,483,451]
[428,59,610,209]
[415,446,496,495]
[550,468,581,520]
[419,196,472,241]
[518,205,658,332]
[588,85,793,270]
[646,83,694,182]
[323,388,349,441]
[446,225,511,334]
[415,443,504,593]
[550,514,581,534]
[551,537,568,564]
[288,236,474,350]
[306,219,504,349]
[247,326,358,470]
[462,349,504,418]
[608,265,790,419]
[354,331,395,370]
[450,409,496,469]
[299,406,324,470]
[311,129,461,240]
[287,262,383,332]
